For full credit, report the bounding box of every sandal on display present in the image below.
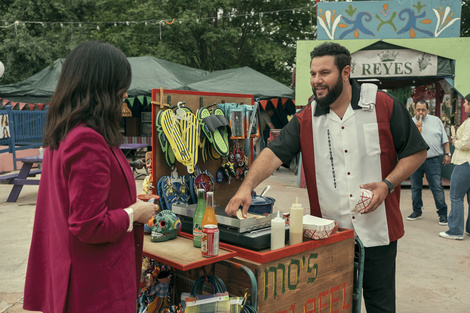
[179,110,200,173]
[197,107,229,157]
[156,110,176,167]
[212,108,230,157]
[156,176,168,211]
[161,109,191,167]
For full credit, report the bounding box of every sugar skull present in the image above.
[150,210,182,242]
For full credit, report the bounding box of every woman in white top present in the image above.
[439,94,470,240]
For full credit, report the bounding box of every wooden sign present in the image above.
[217,237,355,313]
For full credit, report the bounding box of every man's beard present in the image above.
[313,75,343,109]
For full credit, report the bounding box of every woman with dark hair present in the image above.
[23,41,155,312]
[439,93,470,240]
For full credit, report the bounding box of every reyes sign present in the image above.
[350,49,438,79]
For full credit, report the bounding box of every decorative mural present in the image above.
[317,0,461,40]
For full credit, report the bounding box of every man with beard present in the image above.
[225,42,428,313]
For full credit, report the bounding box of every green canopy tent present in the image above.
[186,66,295,100]
[0,57,294,105]
[0,56,210,104]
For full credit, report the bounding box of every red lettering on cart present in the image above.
[277,304,296,313]
[318,290,329,311]
[275,282,351,313]
[330,285,340,313]
[304,297,317,313]
[341,282,351,310]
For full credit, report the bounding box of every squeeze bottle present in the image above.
[192,189,206,248]
[271,211,285,250]
[289,197,303,246]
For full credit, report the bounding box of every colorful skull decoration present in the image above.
[150,210,182,242]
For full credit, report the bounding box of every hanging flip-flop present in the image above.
[161,176,179,210]
[185,174,197,204]
[156,110,176,167]
[161,109,192,167]
[180,110,200,173]
[157,176,168,211]
[197,107,229,157]
[212,108,230,157]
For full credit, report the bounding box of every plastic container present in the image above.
[270,211,285,250]
[289,198,303,246]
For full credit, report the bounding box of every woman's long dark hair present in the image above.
[44,41,131,149]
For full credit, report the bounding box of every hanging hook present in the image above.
[174,101,189,120]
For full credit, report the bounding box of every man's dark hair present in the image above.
[416,99,429,109]
[465,93,470,103]
[310,42,351,73]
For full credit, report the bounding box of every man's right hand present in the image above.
[225,185,253,218]
[225,148,283,218]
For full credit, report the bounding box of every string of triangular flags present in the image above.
[259,97,295,110]
[1,98,48,110]
[1,96,295,111]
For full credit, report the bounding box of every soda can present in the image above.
[201,224,219,257]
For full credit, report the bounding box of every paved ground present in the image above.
[0,167,468,312]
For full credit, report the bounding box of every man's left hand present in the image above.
[358,181,389,214]
[443,155,451,166]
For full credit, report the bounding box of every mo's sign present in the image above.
[350,49,438,78]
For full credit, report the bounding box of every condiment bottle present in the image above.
[289,197,303,246]
[271,211,285,250]
[201,191,217,227]
[193,189,206,248]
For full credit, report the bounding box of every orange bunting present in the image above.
[271,98,279,108]
[19,102,27,110]
[281,98,288,105]
[28,103,35,111]
[259,100,268,110]
[37,103,45,111]
[10,101,18,109]
[2,99,9,107]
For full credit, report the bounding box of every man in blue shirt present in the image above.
[407,99,451,225]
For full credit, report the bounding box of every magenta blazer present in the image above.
[24,125,143,313]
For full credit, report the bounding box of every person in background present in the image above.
[439,94,470,240]
[226,42,427,313]
[406,99,450,225]
[23,41,155,313]
[253,108,275,157]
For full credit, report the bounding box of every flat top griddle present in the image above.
[172,204,274,233]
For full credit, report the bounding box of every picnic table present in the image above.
[0,155,42,202]
[120,143,149,179]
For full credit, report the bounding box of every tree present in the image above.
[0,0,317,87]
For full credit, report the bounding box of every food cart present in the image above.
[142,88,363,313]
